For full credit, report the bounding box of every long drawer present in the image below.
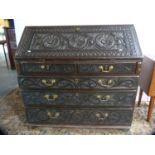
[22,90,137,107]
[26,107,133,125]
[18,76,138,90]
[18,61,138,75]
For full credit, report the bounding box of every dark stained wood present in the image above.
[25,107,133,125]
[15,61,20,74]
[15,25,143,128]
[22,90,137,107]
[16,25,143,60]
[26,123,131,130]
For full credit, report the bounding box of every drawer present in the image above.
[26,107,133,125]
[22,90,136,107]
[17,61,138,75]
[18,76,138,90]
[19,62,76,75]
[78,63,136,74]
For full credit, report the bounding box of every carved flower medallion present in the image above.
[68,34,88,49]
[43,34,60,49]
[96,33,115,49]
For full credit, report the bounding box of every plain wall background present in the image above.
[14,0,155,102]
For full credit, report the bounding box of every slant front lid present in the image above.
[16,25,142,59]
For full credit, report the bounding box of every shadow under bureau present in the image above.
[15,25,143,129]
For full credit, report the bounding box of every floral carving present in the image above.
[18,77,138,89]
[96,33,115,49]
[16,25,142,58]
[30,32,127,52]
[43,34,60,49]
[68,34,88,49]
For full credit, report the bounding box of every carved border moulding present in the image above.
[16,25,142,58]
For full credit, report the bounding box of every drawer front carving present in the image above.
[19,62,137,75]
[78,63,136,74]
[20,63,76,74]
[22,91,136,107]
[26,108,132,125]
[18,76,138,90]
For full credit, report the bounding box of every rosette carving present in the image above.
[68,34,88,49]
[43,34,60,49]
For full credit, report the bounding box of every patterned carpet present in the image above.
[0,88,155,135]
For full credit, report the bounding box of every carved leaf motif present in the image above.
[19,77,138,89]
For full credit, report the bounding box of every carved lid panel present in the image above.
[16,25,142,59]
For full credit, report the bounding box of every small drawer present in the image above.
[78,63,136,74]
[22,90,136,107]
[19,62,76,75]
[26,107,133,125]
[18,76,138,90]
[17,61,140,75]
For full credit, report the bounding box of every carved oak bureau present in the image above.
[15,25,143,129]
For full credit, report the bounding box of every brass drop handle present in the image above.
[44,94,58,101]
[40,65,49,70]
[97,95,111,101]
[95,112,108,120]
[42,79,56,86]
[98,79,114,88]
[136,62,142,74]
[75,27,80,32]
[98,65,114,73]
[47,112,60,119]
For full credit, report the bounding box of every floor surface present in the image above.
[0,46,17,98]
